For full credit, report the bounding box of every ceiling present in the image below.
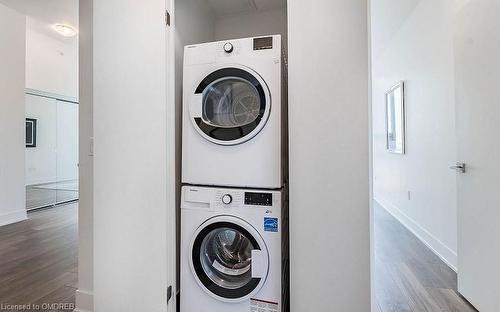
[207,0,286,17]
[0,0,78,40]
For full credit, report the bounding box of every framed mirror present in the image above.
[385,81,406,154]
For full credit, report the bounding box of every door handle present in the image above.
[450,162,466,173]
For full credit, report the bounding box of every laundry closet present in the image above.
[88,0,370,311]
[172,0,289,311]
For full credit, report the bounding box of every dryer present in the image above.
[181,186,282,312]
[182,35,282,188]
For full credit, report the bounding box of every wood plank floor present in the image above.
[374,202,477,312]
[0,204,77,312]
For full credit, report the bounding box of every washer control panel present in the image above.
[244,192,273,206]
[183,186,279,211]
[214,190,273,208]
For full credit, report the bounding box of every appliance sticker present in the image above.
[250,298,279,312]
[264,217,278,232]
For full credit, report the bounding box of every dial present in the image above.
[222,194,233,205]
[223,42,234,53]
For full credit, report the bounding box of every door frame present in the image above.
[165,0,177,310]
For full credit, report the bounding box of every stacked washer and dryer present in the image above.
[181,35,286,312]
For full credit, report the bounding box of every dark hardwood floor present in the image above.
[374,202,477,312]
[0,203,77,312]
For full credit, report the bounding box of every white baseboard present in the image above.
[0,209,27,227]
[75,289,93,312]
[374,197,458,271]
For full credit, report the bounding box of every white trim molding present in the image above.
[375,197,458,271]
[0,210,27,227]
[74,289,93,312]
[26,88,79,104]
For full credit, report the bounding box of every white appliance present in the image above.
[181,186,282,312]
[182,35,282,188]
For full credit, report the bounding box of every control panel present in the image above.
[244,192,273,206]
[214,190,273,208]
[253,36,273,50]
[182,187,279,211]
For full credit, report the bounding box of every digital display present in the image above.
[245,192,273,206]
[253,37,273,50]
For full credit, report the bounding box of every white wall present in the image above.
[288,0,371,311]
[26,16,79,100]
[92,0,170,310]
[76,0,94,311]
[0,3,26,226]
[214,8,287,43]
[25,16,79,188]
[371,0,459,269]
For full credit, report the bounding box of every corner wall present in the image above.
[0,3,27,226]
[371,0,459,269]
[288,0,371,310]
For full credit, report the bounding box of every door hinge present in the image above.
[165,10,171,26]
[167,285,173,304]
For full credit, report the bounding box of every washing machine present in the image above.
[181,186,282,312]
[182,35,282,188]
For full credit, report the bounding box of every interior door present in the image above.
[454,1,500,310]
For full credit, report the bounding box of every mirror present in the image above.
[385,81,406,154]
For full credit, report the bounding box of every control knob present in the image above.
[223,42,234,53]
[222,194,233,205]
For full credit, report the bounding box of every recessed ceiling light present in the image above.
[52,24,78,37]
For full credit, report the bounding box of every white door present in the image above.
[454,1,500,310]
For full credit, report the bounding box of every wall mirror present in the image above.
[385,81,406,154]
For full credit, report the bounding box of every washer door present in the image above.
[190,216,269,302]
[190,66,271,146]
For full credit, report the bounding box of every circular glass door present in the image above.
[191,67,271,145]
[191,218,268,301]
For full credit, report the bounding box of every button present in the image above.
[223,42,234,53]
[222,194,233,205]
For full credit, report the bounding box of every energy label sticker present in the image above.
[264,217,278,232]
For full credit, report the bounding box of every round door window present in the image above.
[191,221,265,300]
[192,67,270,145]
[202,77,261,128]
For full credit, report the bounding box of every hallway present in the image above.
[374,202,476,312]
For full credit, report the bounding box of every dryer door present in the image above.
[190,216,269,302]
[190,66,271,146]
